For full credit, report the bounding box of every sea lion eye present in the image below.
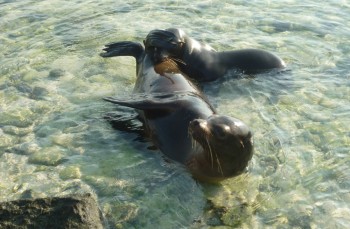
[213,125,230,140]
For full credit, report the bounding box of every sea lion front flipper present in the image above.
[103,110,145,138]
[103,93,190,111]
[100,41,144,62]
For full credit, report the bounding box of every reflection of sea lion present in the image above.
[102,50,253,182]
[101,28,286,82]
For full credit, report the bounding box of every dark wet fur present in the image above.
[144,29,182,50]
[100,41,144,59]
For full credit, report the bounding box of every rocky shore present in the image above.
[0,193,104,229]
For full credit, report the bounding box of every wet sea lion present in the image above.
[101,50,253,182]
[101,28,286,82]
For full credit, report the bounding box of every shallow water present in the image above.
[1,0,349,228]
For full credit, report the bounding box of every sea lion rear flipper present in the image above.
[103,93,189,110]
[100,41,144,62]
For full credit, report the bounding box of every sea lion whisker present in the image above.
[205,135,214,169]
[189,127,198,150]
[163,57,176,65]
[166,58,179,70]
[189,134,197,150]
[191,136,195,149]
[170,57,186,65]
[215,152,224,176]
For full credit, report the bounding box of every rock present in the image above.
[59,166,82,180]
[0,193,104,229]
[29,86,49,100]
[48,69,66,79]
[28,148,66,166]
[15,83,32,94]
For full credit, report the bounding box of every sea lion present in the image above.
[101,51,253,182]
[101,28,286,82]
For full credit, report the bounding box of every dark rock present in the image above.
[15,83,32,94]
[29,86,49,100]
[0,193,104,229]
[48,69,66,79]
[20,190,34,199]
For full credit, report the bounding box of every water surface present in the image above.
[1,0,349,228]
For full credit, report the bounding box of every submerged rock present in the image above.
[28,147,66,166]
[0,193,104,229]
[15,83,32,94]
[29,86,49,100]
[59,166,82,180]
[48,68,66,79]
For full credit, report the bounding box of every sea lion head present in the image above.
[188,115,253,182]
[144,28,186,64]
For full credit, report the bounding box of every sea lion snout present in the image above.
[188,119,210,138]
[189,119,207,129]
[150,47,170,64]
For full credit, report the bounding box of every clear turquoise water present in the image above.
[1,0,349,228]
